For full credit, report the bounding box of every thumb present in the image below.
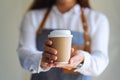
[71,48,74,53]
[69,58,74,64]
[71,48,75,57]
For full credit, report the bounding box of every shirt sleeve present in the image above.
[17,12,50,73]
[74,13,110,76]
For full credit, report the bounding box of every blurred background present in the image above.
[0,0,120,80]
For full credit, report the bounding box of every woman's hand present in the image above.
[40,39,57,69]
[55,48,84,70]
[40,40,84,70]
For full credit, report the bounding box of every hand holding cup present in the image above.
[40,30,73,69]
[40,40,57,68]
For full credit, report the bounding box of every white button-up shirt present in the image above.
[17,4,109,76]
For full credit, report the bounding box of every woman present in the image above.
[17,0,109,80]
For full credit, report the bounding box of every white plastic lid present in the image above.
[48,30,73,38]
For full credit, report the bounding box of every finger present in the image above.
[41,62,53,69]
[41,62,56,68]
[70,54,81,64]
[42,53,52,63]
[55,64,74,70]
[43,52,57,61]
[43,58,54,64]
[55,63,70,67]
[44,46,57,55]
[42,56,50,63]
[40,61,49,68]
[44,40,52,46]
[71,48,75,57]
[48,63,56,67]
[70,56,77,64]
[42,52,58,64]
[64,67,73,70]
[71,48,74,53]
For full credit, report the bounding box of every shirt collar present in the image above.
[52,4,81,16]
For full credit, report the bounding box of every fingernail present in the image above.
[54,50,57,55]
[51,60,53,63]
[50,41,52,45]
[55,56,57,60]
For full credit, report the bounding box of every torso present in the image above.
[30,4,102,80]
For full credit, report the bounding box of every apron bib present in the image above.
[31,29,91,80]
[31,6,91,80]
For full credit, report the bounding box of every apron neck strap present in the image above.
[37,7,52,34]
[37,6,91,53]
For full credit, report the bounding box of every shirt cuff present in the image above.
[37,52,51,73]
[30,51,51,73]
[74,50,91,74]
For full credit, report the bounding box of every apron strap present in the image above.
[37,6,91,53]
[37,7,52,34]
[81,7,91,53]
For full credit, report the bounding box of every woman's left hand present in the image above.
[55,48,84,70]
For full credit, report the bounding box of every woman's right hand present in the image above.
[40,39,57,69]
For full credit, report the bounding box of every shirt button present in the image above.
[30,69,34,72]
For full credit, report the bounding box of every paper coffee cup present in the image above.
[48,30,73,64]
